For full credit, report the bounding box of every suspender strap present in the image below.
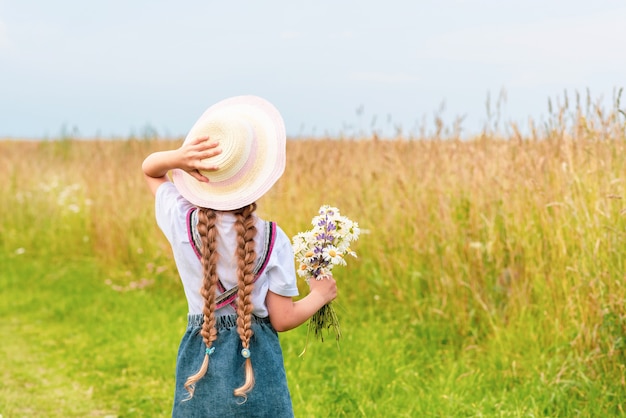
[186,208,277,310]
[186,207,203,261]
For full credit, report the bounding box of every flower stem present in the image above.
[309,302,341,342]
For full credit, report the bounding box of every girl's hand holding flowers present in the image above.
[307,273,337,306]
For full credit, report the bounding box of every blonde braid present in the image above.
[184,208,219,399]
[233,203,258,399]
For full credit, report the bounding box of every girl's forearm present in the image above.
[287,292,327,330]
[141,137,220,196]
[266,290,330,332]
[142,149,181,178]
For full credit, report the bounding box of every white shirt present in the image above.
[155,182,299,317]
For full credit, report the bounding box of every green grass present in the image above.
[2,254,625,417]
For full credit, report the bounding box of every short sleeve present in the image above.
[265,226,299,297]
[155,182,194,243]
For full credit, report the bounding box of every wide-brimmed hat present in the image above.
[172,95,286,211]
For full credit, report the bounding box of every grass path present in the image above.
[1,314,114,417]
[0,255,183,417]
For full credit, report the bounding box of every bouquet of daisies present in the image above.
[292,205,360,348]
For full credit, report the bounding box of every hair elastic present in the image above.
[206,347,215,356]
[241,348,251,359]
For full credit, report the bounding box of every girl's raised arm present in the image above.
[142,136,221,196]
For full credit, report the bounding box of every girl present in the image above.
[142,96,336,417]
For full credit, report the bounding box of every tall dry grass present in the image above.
[281,133,626,362]
[3,109,626,351]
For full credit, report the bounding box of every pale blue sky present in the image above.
[1,0,625,138]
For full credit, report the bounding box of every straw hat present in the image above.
[172,95,286,210]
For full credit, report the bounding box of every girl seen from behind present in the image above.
[142,96,337,417]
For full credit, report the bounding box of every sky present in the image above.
[1,0,625,139]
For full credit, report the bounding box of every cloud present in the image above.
[329,30,355,40]
[280,30,355,41]
[350,71,420,84]
[280,31,301,40]
[0,20,9,49]
[421,7,626,86]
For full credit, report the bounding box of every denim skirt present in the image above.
[172,314,294,418]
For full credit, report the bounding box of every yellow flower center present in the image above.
[305,251,314,258]
[328,249,337,257]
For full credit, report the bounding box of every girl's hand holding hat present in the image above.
[142,135,222,196]
[176,135,222,183]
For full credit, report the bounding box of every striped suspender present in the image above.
[186,208,277,310]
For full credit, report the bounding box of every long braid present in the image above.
[233,203,258,398]
[184,208,219,399]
